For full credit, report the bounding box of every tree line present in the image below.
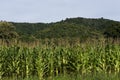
[0,17,120,42]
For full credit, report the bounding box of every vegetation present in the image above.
[0,17,120,80]
[11,17,120,41]
[0,21,18,39]
[0,39,120,80]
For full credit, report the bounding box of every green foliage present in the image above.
[0,42,120,79]
[1,17,120,41]
[103,21,120,38]
[12,23,48,38]
[11,17,120,40]
[0,21,18,39]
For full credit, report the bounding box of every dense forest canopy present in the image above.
[1,17,120,41]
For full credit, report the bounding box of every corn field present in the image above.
[0,40,120,80]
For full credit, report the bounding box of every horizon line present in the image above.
[0,17,119,23]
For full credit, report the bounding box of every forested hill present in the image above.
[11,17,120,40]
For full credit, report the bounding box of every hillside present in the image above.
[8,17,120,40]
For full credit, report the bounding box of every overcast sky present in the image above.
[0,0,120,23]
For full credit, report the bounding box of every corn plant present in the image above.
[0,41,120,79]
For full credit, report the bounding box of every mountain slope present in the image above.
[12,17,120,40]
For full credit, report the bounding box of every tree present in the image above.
[104,22,120,38]
[0,21,18,39]
[0,21,19,46]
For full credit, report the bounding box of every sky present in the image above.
[0,0,120,23]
